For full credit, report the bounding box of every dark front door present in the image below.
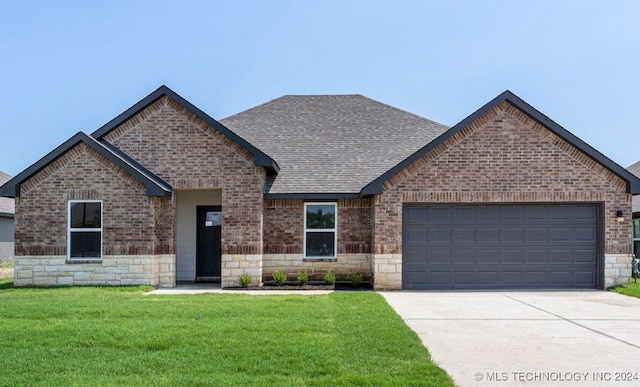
[196,206,222,280]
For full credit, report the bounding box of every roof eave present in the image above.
[0,132,173,198]
[264,192,370,200]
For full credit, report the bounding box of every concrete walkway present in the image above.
[147,283,332,295]
[381,291,640,387]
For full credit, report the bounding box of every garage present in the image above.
[402,204,602,290]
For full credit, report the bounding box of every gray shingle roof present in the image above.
[0,171,14,215]
[628,161,640,214]
[220,95,449,194]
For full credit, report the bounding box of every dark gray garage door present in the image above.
[402,204,601,290]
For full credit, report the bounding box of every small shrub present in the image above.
[350,272,363,287]
[273,269,288,286]
[297,270,308,285]
[238,272,252,288]
[324,271,336,285]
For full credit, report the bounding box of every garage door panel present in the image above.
[503,250,526,264]
[405,226,427,242]
[525,271,547,285]
[427,249,450,264]
[402,204,599,290]
[550,228,572,241]
[477,250,499,264]
[454,271,474,285]
[503,228,525,242]
[453,207,475,221]
[575,228,596,241]
[527,228,547,242]
[405,207,427,222]
[429,271,451,286]
[476,271,499,285]
[429,228,451,242]
[574,250,596,263]
[430,207,451,221]
[453,227,475,242]
[526,250,549,263]
[502,271,523,284]
[550,250,572,264]
[575,271,596,285]
[451,249,474,264]
[478,228,499,242]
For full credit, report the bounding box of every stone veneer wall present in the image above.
[221,254,262,288]
[263,254,371,282]
[14,255,175,287]
[604,254,632,288]
[372,101,633,289]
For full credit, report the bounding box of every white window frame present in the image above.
[303,202,337,259]
[67,200,103,261]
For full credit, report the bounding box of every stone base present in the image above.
[262,254,372,282]
[221,254,263,288]
[604,254,632,288]
[13,254,176,287]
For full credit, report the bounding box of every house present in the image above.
[0,170,14,264]
[1,86,639,290]
[628,161,640,258]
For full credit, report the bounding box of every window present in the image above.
[634,218,640,258]
[304,203,337,258]
[68,201,102,260]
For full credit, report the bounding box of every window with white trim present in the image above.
[304,203,337,258]
[68,200,102,260]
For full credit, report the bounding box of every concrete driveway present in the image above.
[381,291,640,387]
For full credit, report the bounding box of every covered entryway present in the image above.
[176,190,222,282]
[402,204,602,290]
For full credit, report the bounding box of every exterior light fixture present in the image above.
[616,210,624,223]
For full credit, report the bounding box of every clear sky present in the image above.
[1,0,638,177]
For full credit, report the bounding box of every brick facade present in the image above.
[102,97,266,257]
[372,101,632,289]
[8,91,636,290]
[14,97,266,287]
[262,198,372,282]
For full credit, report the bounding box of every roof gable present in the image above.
[361,90,640,196]
[0,132,172,198]
[92,85,279,175]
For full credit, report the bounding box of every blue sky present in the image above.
[1,0,639,176]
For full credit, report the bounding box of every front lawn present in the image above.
[610,280,640,298]
[0,280,454,386]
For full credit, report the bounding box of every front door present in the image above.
[196,206,222,280]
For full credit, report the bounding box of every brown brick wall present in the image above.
[373,101,632,255]
[102,96,266,255]
[15,143,158,256]
[264,198,371,254]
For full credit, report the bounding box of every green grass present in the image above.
[0,281,454,386]
[610,280,640,298]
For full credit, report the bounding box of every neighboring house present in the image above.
[1,86,639,290]
[628,161,640,258]
[0,170,15,264]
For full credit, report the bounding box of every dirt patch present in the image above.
[0,268,14,278]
